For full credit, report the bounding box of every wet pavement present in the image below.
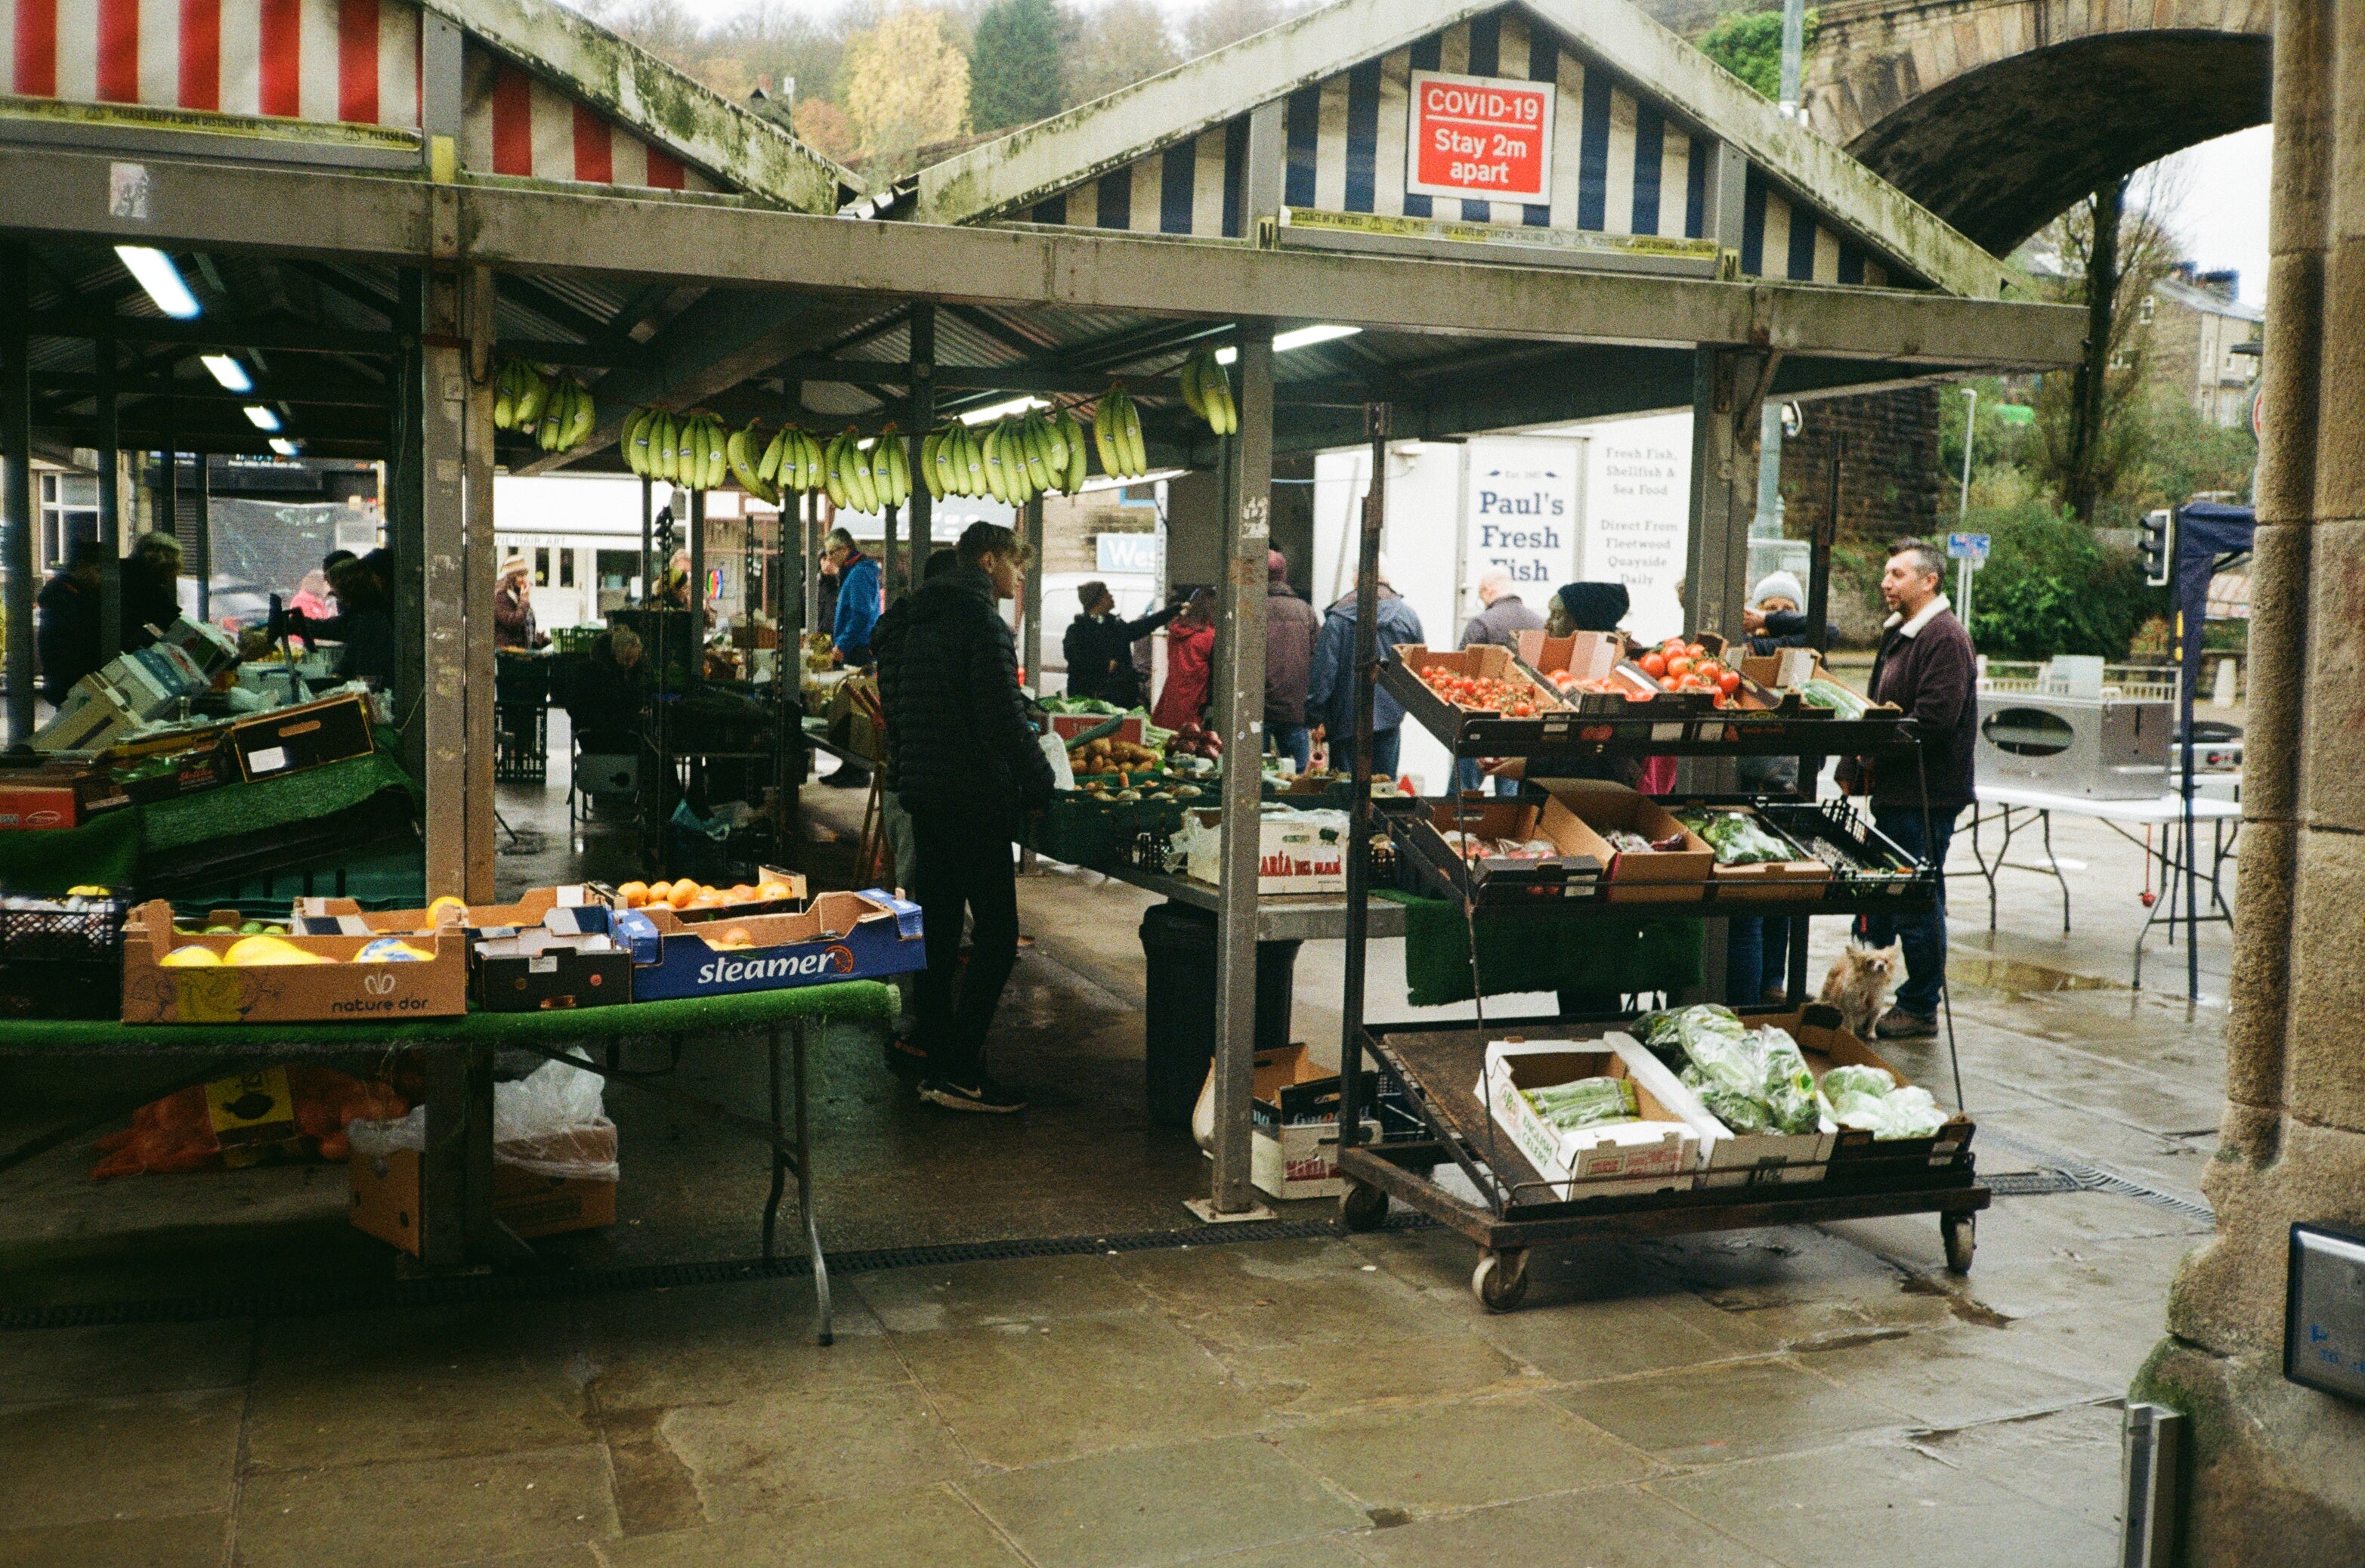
[0,721,2234,1563]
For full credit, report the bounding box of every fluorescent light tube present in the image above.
[114,246,201,319]
[200,354,252,392]
[243,405,281,431]
[1213,325,1363,365]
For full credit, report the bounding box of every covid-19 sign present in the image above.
[1406,71,1555,206]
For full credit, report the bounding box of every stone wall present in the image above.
[2143,2,2365,1555]
[1776,386,1946,551]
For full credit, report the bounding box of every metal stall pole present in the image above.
[1683,344,1773,1004]
[906,304,935,595]
[0,246,29,744]
[1790,431,1842,1004]
[97,333,122,655]
[882,499,900,612]
[460,265,499,902]
[190,451,209,624]
[1022,495,1043,687]
[1193,324,1275,1223]
[688,488,706,693]
[639,475,653,602]
[1336,404,1390,1157]
[419,270,474,903]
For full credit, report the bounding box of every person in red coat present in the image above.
[1152,588,1218,731]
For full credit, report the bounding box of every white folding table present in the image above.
[1961,781,2243,989]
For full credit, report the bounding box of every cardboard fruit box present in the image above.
[628,889,926,1000]
[1605,1025,1837,1188]
[1539,782,1714,904]
[1479,1038,1699,1200]
[470,929,634,1012]
[120,901,468,1025]
[1775,1004,1976,1180]
[1240,1044,1382,1202]
[1668,803,1832,904]
[1179,806,1349,894]
[227,692,376,784]
[1396,798,1603,908]
[1380,645,1584,754]
[292,886,612,936]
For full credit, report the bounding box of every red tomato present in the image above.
[1717,670,1742,695]
[1666,656,1694,678]
[1686,642,1707,658]
[1696,659,1721,679]
[1639,652,1668,679]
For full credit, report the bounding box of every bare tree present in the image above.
[1064,0,1181,107]
[1176,0,1309,61]
[2027,162,2190,526]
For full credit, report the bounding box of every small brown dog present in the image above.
[1819,939,1903,1038]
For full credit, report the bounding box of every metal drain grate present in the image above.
[1984,1169,2087,1197]
[1979,1130,2216,1225]
[0,1211,1439,1333]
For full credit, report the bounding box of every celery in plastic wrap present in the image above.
[1523,1075,1639,1130]
[1754,1027,1822,1135]
[1647,1006,1819,1136]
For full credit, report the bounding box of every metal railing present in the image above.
[1977,660,2183,702]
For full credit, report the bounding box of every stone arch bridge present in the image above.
[1799,0,2273,252]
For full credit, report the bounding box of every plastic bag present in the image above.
[1818,1069,1946,1141]
[348,1061,619,1182]
[1648,1006,1819,1136]
[1043,731,1075,790]
[92,1065,407,1178]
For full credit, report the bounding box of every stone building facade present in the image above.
[2142,267,2264,428]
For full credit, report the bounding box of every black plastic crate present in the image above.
[1755,799,1934,901]
[496,704,549,784]
[0,895,128,1019]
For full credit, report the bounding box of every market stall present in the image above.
[0,0,2084,1251]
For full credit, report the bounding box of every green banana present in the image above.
[622,407,649,475]
[727,422,759,493]
[1180,354,1207,422]
[982,424,1009,503]
[920,428,944,498]
[758,424,787,485]
[1124,390,1147,476]
[651,413,674,482]
[1016,413,1050,492]
[515,366,548,429]
[1090,397,1121,478]
[494,365,516,432]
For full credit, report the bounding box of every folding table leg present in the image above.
[419,1047,468,1273]
[796,1019,833,1347]
[762,1025,786,1261]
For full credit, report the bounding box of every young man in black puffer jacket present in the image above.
[875,522,1055,1114]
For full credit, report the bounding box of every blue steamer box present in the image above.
[630,889,924,1000]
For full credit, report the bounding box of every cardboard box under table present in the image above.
[1479,1038,1699,1199]
[351,1122,619,1254]
[1244,1044,1385,1202]
[1538,783,1714,905]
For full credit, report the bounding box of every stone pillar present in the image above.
[2138,2,2365,1554]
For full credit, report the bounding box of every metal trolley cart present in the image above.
[1325,598,1984,1313]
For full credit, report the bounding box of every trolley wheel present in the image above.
[1471,1248,1531,1313]
[1339,1178,1390,1232]
[1942,1211,1977,1275]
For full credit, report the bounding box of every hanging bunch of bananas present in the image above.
[756,422,827,496]
[1179,349,1237,436]
[492,360,551,435]
[1091,382,1149,481]
[802,425,908,515]
[724,420,781,505]
[532,376,597,453]
[619,405,729,491]
[920,406,1091,503]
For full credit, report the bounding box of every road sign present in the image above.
[1946,532,1990,562]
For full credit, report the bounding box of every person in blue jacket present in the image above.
[1306,558,1425,783]
[825,527,882,667]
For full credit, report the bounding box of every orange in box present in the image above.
[120,901,468,1025]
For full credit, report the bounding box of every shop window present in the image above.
[39,473,100,569]
[533,547,550,587]
[597,549,639,589]
[2138,295,2155,325]
[559,549,576,589]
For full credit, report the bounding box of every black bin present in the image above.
[1138,902,1300,1128]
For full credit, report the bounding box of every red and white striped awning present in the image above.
[2,0,710,190]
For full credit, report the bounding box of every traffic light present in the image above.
[2140,508,2175,588]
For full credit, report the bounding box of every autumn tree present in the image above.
[842,8,972,175]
